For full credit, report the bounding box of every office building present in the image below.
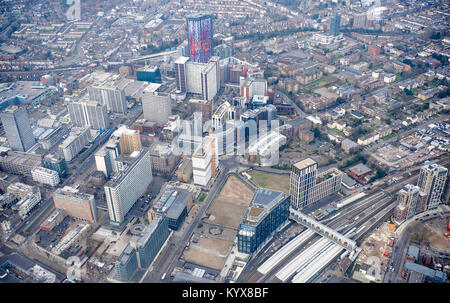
[95,144,118,179]
[8,182,41,219]
[192,136,218,186]
[67,99,109,130]
[0,106,35,152]
[330,13,341,36]
[152,189,193,230]
[114,244,138,282]
[31,167,60,187]
[142,92,171,127]
[174,56,189,92]
[149,143,181,176]
[40,209,67,232]
[44,154,67,178]
[186,14,213,63]
[130,214,169,269]
[188,98,212,120]
[113,125,142,155]
[113,214,169,282]
[88,86,127,114]
[290,158,343,209]
[53,185,97,223]
[393,184,420,224]
[175,56,220,101]
[136,66,161,83]
[39,126,66,151]
[58,126,91,162]
[0,151,43,176]
[104,149,152,224]
[403,261,446,283]
[417,163,448,210]
[240,77,267,101]
[353,12,367,29]
[212,101,232,130]
[238,189,290,254]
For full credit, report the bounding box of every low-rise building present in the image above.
[53,186,97,223]
[0,151,43,176]
[31,167,60,186]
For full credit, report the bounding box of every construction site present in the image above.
[352,222,395,283]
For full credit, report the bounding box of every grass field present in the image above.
[248,170,290,194]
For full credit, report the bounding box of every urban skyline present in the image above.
[0,0,449,289]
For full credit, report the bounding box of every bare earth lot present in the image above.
[204,175,254,229]
[182,237,234,270]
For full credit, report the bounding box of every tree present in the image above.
[313,127,321,138]
[336,97,345,104]
[404,88,414,96]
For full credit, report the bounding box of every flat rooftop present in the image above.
[294,158,317,170]
[348,163,372,176]
[243,188,287,225]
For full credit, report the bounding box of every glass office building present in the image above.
[238,189,290,254]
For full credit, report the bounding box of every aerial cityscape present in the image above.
[0,0,449,287]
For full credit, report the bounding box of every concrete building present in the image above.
[0,151,42,176]
[290,158,343,210]
[341,138,360,154]
[104,149,152,224]
[113,125,142,155]
[114,214,169,282]
[0,106,35,152]
[240,77,267,101]
[393,184,420,224]
[417,163,448,210]
[212,101,232,130]
[152,189,193,230]
[67,99,109,130]
[39,126,66,151]
[353,12,367,29]
[238,189,290,254]
[142,92,171,127]
[149,143,180,176]
[58,126,91,162]
[53,186,97,223]
[403,261,446,283]
[87,85,127,114]
[95,143,118,179]
[192,136,218,186]
[176,158,193,183]
[175,56,220,101]
[31,167,60,186]
[114,244,138,282]
[8,182,41,219]
[130,214,169,269]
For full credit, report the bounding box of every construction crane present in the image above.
[210,98,215,178]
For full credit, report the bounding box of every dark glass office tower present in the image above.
[330,13,341,36]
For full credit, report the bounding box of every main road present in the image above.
[142,156,241,282]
